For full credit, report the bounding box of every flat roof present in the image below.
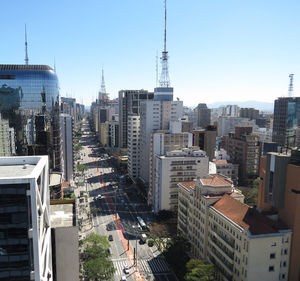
[0,164,36,178]
[50,203,75,228]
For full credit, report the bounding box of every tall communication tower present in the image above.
[159,0,170,88]
[25,24,29,65]
[101,68,106,94]
[288,74,294,97]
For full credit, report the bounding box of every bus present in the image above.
[137,216,147,230]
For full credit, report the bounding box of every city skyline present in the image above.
[1,0,300,106]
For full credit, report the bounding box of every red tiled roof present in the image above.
[212,194,288,235]
[180,181,196,191]
[201,174,232,187]
[213,160,228,164]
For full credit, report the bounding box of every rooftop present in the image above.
[0,164,36,178]
[180,180,196,191]
[0,64,53,71]
[50,202,75,228]
[214,160,228,165]
[212,194,288,235]
[200,174,232,187]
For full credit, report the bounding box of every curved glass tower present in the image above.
[0,64,59,110]
[0,65,61,171]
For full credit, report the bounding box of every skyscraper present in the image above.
[118,90,154,148]
[0,65,62,171]
[272,97,300,147]
[197,103,211,128]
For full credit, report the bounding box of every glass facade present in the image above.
[0,65,59,110]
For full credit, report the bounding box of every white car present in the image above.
[121,276,126,281]
[96,194,102,199]
[124,265,129,274]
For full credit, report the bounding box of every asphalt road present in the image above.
[79,120,177,281]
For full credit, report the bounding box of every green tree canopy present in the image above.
[76,163,88,175]
[81,233,115,281]
[185,259,216,281]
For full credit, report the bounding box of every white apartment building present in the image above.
[128,115,140,180]
[178,175,292,281]
[153,147,208,213]
[139,100,183,186]
[60,114,74,182]
[0,156,52,280]
[148,130,193,206]
[217,117,257,137]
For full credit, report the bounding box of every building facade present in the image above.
[0,156,52,281]
[178,175,291,281]
[272,97,300,147]
[60,114,74,182]
[153,148,209,213]
[239,108,259,120]
[118,90,154,148]
[217,117,256,137]
[258,150,300,281]
[197,103,211,128]
[127,115,140,180]
[148,131,193,206]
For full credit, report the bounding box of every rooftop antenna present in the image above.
[288,74,294,97]
[159,0,170,87]
[54,57,56,73]
[156,51,158,87]
[101,68,106,94]
[25,24,29,65]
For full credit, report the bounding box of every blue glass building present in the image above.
[0,65,62,170]
[0,65,59,110]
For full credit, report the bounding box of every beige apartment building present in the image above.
[178,174,291,281]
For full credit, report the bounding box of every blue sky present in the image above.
[1,0,300,107]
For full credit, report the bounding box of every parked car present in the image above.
[121,276,126,281]
[108,235,113,241]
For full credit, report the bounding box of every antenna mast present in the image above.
[159,0,170,87]
[288,74,294,97]
[101,68,106,94]
[25,24,29,65]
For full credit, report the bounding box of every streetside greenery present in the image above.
[184,259,216,281]
[80,233,115,281]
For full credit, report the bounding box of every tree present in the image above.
[185,259,216,281]
[76,163,88,175]
[243,177,259,206]
[81,233,115,281]
[75,144,83,151]
[163,235,191,280]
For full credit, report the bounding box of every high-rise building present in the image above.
[139,100,183,187]
[197,103,211,128]
[239,107,259,120]
[178,175,291,281]
[192,126,217,161]
[60,114,74,182]
[258,150,300,281]
[128,115,140,180]
[118,90,154,148]
[153,148,209,213]
[0,65,62,171]
[0,156,52,280]
[0,115,15,156]
[148,130,193,206]
[222,127,261,185]
[272,97,300,147]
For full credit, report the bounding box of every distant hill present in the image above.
[208,100,274,112]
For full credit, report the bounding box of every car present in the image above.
[124,265,129,274]
[108,235,113,241]
[121,276,126,281]
[106,248,111,254]
[96,194,102,199]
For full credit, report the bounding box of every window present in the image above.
[270,253,275,259]
[269,266,274,272]
[284,249,288,255]
[283,261,286,267]
[282,274,285,279]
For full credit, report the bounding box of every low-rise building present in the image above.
[178,174,292,281]
[211,159,239,185]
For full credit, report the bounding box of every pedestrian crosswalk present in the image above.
[113,258,170,276]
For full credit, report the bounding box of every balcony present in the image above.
[209,245,233,272]
[211,226,234,248]
[209,235,234,260]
